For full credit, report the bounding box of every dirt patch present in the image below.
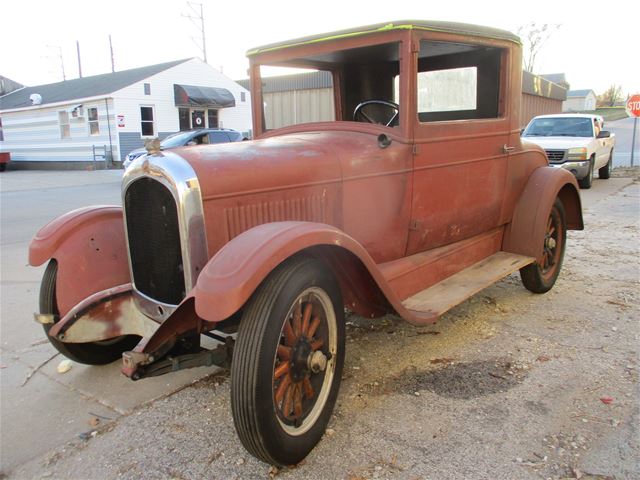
[393,358,528,399]
[611,165,640,179]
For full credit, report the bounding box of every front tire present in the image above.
[598,151,612,179]
[231,257,345,466]
[578,156,594,189]
[520,198,567,294]
[40,260,140,365]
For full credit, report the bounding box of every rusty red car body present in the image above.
[29,20,582,466]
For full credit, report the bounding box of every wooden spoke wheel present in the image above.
[273,288,336,434]
[231,258,345,466]
[520,198,567,294]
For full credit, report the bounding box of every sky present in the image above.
[1,0,638,97]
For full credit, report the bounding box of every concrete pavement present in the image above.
[0,168,635,475]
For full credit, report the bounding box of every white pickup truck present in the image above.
[522,113,615,189]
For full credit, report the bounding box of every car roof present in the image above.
[247,20,520,57]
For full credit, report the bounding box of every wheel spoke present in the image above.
[302,376,315,400]
[283,383,294,417]
[277,344,292,360]
[308,315,321,339]
[282,318,296,346]
[547,216,553,232]
[293,383,303,418]
[292,302,302,337]
[310,338,324,351]
[301,302,313,336]
[275,374,291,404]
[549,225,555,236]
[274,361,289,379]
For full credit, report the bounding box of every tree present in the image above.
[517,22,561,73]
[599,85,623,107]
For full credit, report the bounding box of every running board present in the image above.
[402,252,534,317]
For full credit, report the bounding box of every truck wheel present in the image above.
[231,257,345,466]
[520,198,566,294]
[39,260,140,365]
[598,151,612,179]
[578,156,594,189]
[0,163,6,172]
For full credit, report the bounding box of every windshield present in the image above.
[160,131,196,148]
[523,117,593,137]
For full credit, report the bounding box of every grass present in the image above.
[578,107,629,122]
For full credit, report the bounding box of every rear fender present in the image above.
[503,167,583,258]
[192,221,437,325]
[29,206,130,315]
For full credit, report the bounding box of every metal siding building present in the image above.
[0,59,251,169]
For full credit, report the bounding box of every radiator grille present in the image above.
[545,150,566,163]
[125,178,185,305]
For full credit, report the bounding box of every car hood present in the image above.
[521,136,592,150]
[172,132,344,200]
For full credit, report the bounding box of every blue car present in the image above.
[123,128,245,169]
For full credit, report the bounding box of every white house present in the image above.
[562,89,597,112]
[0,58,251,169]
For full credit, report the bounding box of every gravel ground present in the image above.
[8,175,639,480]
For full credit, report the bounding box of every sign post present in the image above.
[626,94,640,166]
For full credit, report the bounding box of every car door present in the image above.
[407,37,510,255]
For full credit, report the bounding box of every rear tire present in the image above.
[231,257,345,466]
[40,260,140,365]
[598,151,612,179]
[520,198,567,294]
[578,156,594,189]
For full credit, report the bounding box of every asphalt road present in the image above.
[0,168,637,478]
[606,116,640,168]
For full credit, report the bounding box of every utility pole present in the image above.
[46,45,66,81]
[183,2,207,63]
[109,34,115,72]
[76,40,83,78]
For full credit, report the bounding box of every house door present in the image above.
[191,110,205,129]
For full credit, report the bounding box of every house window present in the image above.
[144,83,151,95]
[0,117,4,141]
[241,92,246,102]
[208,109,218,128]
[140,106,155,136]
[58,111,70,138]
[178,108,190,131]
[88,107,100,135]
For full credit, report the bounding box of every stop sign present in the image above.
[626,94,640,117]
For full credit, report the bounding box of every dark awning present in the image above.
[174,84,236,108]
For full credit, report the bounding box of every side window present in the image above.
[418,40,503,122]
[88,107,100,135]
[58,111,70,138]
[140,106,155,137]
[208,131,230,143]
[418,67,477,113]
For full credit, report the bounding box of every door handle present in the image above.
[502,144,516,154]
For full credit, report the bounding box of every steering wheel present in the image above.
[353,100,399,127]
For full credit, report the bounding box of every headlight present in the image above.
[567,147,588,160]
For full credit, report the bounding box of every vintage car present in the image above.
[29,20,583,466]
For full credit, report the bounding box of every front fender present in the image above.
[503,167,583,258]
[28,205,130,315]
[192,221,436,325]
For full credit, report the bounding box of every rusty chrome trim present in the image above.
[122,151,208,322]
